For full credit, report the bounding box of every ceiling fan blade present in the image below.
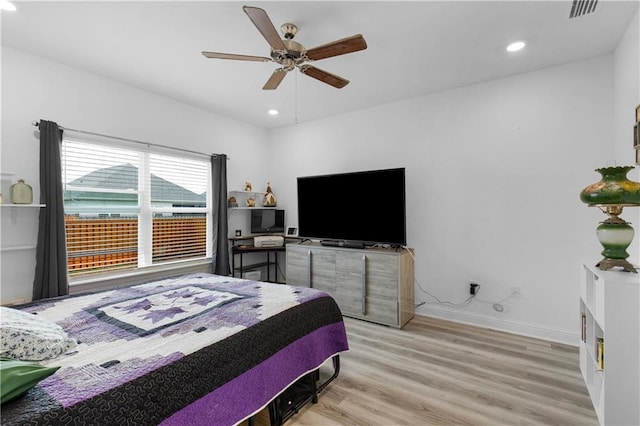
[305,34,367,61]
[201,51,272,62]
[263,68,288,90]
[243,6,286,52]
[299,65,349,89]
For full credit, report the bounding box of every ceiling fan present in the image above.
[201,5,367,90]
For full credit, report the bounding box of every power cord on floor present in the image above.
[401,246,516,311]
[475,291,517,312]
[415,280,479,308]
[400,246,479,308]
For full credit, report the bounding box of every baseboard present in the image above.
[416,305,579,346]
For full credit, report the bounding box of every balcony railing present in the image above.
[65,215,206,276]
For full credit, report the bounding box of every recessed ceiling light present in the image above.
[0,0,16,11]
[506,41,526,52]
[268,109,279,116]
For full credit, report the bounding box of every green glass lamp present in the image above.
[580,166,640,273]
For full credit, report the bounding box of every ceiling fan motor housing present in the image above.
[271,39,305,65]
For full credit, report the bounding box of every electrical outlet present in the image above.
[511,286,520,297]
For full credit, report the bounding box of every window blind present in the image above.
[61,138,210,278]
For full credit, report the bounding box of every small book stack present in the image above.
[635,105,640,164]
[597,337,605,370]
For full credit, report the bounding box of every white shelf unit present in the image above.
[0,203,46,225]
[1,204,44,250]
[579,262,639,426]
[227,190,275,209]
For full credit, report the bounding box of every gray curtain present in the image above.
[211,154,230,275]
[33,120,69,300]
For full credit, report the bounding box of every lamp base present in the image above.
[596,258,638,273]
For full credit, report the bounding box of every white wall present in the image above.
[613,9,640,262]
[0,47,270,304]
[268,55,614,344]
[2,12,637,344]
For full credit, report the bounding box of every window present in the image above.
[62,138,211,278]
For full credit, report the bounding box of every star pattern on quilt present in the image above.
[116,298,153,313]
[191,295,219,307]
[95,285,249,334]
[163,289,202,299]
[143,307,187,324]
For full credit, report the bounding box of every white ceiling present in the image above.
[2,1,637,129]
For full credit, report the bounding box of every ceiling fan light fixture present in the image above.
[268,109,279,116]
[506,41,526,52]
[281,23,298,40]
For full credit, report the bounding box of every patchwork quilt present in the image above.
[0,273,349,425]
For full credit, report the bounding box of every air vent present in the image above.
[569,0,598,18]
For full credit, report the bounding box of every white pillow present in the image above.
[0,307,77,361]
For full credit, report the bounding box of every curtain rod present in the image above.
[31,120,228,160]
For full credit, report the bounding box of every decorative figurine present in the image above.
[246,197,256,207]
[263,182,277,207]
[227,196,238,208]
[244,182,252,191]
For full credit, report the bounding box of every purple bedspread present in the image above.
[1,273,348,425]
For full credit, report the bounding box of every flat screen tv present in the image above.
[250,209,285,234]
[297,168,406,247]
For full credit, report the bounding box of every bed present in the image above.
[0,273,348,425]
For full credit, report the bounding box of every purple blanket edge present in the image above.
[160,321,349,425]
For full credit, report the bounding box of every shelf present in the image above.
[233,261,271,271]
[579,261,639,426]
[1,204,45,224]
[227,189,274,209]
[229,206,276,210]
[228,190,266,195]
[232,245,286,253]
[230,245,282,283]
[229,234,288,240]
[0,244,37,252]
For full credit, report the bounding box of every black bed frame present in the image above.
[248,355,341,426]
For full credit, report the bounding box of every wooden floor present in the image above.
[250,315,598,426]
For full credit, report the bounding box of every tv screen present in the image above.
[297,168,406,246]
[250,209,285,234]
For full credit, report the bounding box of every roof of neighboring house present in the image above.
[65,163,206,205]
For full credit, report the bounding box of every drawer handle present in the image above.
[361,254,366,315]
[307,250,312,288]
